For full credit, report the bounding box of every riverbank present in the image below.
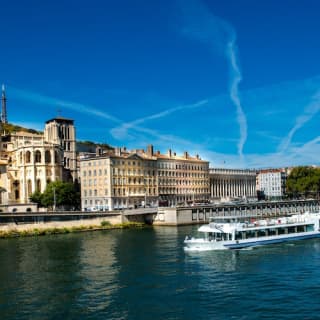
[0,221,147,239]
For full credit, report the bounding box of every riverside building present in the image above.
[80,148,158,211]
[156,147,210,206]
[80,145,210,211]
[256,168,287,200]
[209,168,257,202]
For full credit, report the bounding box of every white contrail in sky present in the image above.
[9,86,122,124]
[177,0,248,158]
[227,37,247,158]
[110,99,208,140]
[278,90,320,152]
[8,85,199,148]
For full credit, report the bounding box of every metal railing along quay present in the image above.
[178,199,320,222]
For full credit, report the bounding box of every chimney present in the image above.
[184,151,188,159]
[168,149,172,158]
[147,144,154,156]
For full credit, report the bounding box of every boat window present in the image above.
[269,229,276,236]
[297,225,305,233]
[288,226,296,234]
[246,230,256,239]
[235,232,242,240]
[258,230,267,237]
[277,227,286,235]
[306,224,314,232]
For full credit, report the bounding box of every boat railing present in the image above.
[242,217,308,228]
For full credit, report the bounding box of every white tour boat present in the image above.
[184,211,320,250]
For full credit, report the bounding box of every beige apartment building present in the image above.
[80,148,158,210]
[156,148,210,206]
[80,145,210,210]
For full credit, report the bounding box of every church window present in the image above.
[27,179,32,196]
[45,150,51,163]
[35,150,41,163]
[55,151,60,164]
[26,151,31,163]
[36,179,41,192]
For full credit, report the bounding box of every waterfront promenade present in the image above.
[0,200,319,231]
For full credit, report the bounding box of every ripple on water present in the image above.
[1,228,320,319]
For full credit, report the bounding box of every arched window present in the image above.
[19,152,23,164]
[27,179,32,196]
[36,179,41,192]
[55,151,60,164]
[45,150,51,163]
[26,151,31,163]
[35,150,41,163]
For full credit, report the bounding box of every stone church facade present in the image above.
[0,86,77,206]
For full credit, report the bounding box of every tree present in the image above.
[286,166,320,199]
[31,181,80,210]
[29,190,43,206]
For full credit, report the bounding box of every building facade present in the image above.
[157,149,210,206]
[80,149,158,210]
[256,169,287,199]
[44,117,77,182]
[0,131,64,204]
[209,168,257,202]
[0,89,78,206]
[80,145,210,211]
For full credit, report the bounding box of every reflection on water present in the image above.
[0,227,320,320]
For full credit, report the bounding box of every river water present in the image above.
[1,225,320,320]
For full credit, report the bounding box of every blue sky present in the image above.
[1,0,320,168]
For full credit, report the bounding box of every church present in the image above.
[0,85,77,210]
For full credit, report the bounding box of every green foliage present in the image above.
[2,123,42,135]
[286,166,320,198]
[30,181,80,209]
[101,220,111,227]
[77,140,114,152]
[30,191,43,205]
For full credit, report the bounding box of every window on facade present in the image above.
[34,150,41,163]
[54,151,60,164]
[45,150,51,164]
[27,179,32,196]
[26,151,31,163]
[36,179,41,192]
